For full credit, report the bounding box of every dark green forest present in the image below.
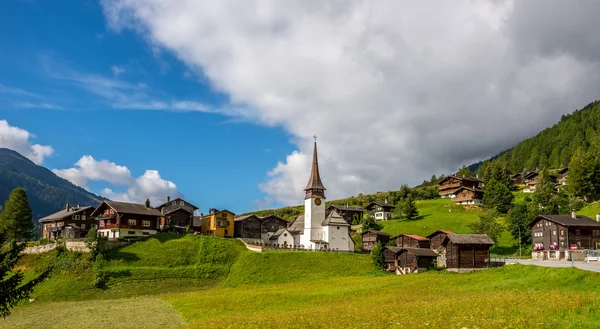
[474,101,600,174]
[0,148,103,222]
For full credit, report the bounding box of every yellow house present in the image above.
[201,209,235,237]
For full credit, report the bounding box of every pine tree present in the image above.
[456,165,473,178]
[507,203,536,245]
[532,168,556,209]
[468,209,504,243]
[402,196,419,220]
[483,179,514,214]
[371,241,385,271]
[0,188,34,241]
[0,235,51,317]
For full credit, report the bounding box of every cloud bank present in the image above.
[0,120,54,165]
[100,0,600,205]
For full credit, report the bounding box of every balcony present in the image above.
[98,213,117,220]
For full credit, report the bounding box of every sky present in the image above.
[1,1,600,213]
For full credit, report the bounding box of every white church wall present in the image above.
[274,230,295,248]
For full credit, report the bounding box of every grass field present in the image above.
[379,198,518,254]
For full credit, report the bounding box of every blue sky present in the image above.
[1,1,598,214]
[0,0,295,213]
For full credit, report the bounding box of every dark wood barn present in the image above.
[156,197,199,233]
[383,247,439,274]
[393,234,430,249]
[327,204,364,224]
[427,230,455,251]
[361,230,391,253]
[234,214,288,240]
[442,234,494,271]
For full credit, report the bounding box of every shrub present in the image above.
[371,241,385,271]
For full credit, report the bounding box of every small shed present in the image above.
[442,234,494,271]
[362,230,391,253]
[393,234,430,249]
[383,247,439,274]
[427,230,455,251]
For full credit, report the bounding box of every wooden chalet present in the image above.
[556,167,569,187]
[523,172,539,193]
[233,214,288,240]
[327,204,364,224]
[393,234,430,249]
[511,173,524,186]
[92,199,162,240]
[438,175,483,198]
[383,247,439,274]
[365,201,395,221]
[529,212,600,260]
[427,230,455,251]
[361,230,391,253]
[156,196,199,233]
[39,204,96,241]
[453,186,484,205]
[442,234,494,271]
[201,208,236,238]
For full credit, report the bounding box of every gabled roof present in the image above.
[443,234,494,246]
[362,230,391,237]
[394,234,428,241]
[193,216,202,227]
[322,210,350,226]
[455,186,483,193]
[304,141,326,191]
[39,206,94,223]
[287,214,305,234]
[530,214,600,228]
[201,209,236,218]
[438,175,483,184]
[328,204,364,212]
[90,200,162,218]
[234,214,259,222]
[557,167,569,174]
[426,230,455,238]
[365,201,396,210]
[270,228,295,240]
[259,214,287,222]
[511,173,523,178]
[524,172,539,179]
[155,197,199,211]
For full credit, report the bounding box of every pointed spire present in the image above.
[304,140,326,199]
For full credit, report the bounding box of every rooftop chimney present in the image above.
[596,214,600,222]
[571,209,577,219]
[145,199,151,208]
[65,203,70,212]
[167,196,171,202]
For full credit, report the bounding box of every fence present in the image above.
[489,254,508,268]
[587,249,600,263]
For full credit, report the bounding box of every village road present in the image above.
[508,259,600,273]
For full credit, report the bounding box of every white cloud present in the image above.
[53,155,181,205]
[0,83,41,98]
[13,102,63,110]
[0,120,54,164]
[102,0,600,205]
[111,65,126,76]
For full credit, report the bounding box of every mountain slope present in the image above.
[0,148,103,220]
[473,100,600,174]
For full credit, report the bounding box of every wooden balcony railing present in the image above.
[98,213,117,220]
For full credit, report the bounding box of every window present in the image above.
[172,201,176,205]
[143,220,150,227]
[576,229,581,236]
[82,215,86,220]
[594,230,600,236]
[81,224,86,229]
[161,208,165,214]
[553,231,557,236]
[560,230,565,236]
[561,241,565,246]
[180,201,184,206]
[128,219,137,226]
[143,232,150,236]
[128,231,136,235]
[57,222,63,227]
[73,215,80,220]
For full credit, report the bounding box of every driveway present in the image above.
[507,259,600,273]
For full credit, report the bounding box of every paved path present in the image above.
[507,259,600,273]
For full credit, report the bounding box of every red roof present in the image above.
[401,234,428,241]
[439,230,454,235]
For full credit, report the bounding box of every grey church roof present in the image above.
[321,210,350,226]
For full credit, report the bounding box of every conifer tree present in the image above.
[371,241,385,271]
[402,196,419,220]
[483,179,514,214]
[0,188,34,241]
[456,165,473,178]
[468,209,504,243]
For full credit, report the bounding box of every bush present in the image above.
[371,241,385,271]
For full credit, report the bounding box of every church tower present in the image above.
[303,138,326,246]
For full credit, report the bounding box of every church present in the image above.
[285,139,355,251]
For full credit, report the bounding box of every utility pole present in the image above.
[518,226,522,259]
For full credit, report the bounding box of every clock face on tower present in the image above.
[314,198,322,206]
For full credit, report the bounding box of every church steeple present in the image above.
[304,138,326,199]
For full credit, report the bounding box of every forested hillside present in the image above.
[475,100,600,174]
[0,148,103,220]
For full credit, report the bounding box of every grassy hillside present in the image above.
[378,198,518,254]
[223,251,373,287]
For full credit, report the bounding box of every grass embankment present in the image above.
[379,198,517,254]
[166,265,600,328]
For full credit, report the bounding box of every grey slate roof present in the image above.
[39,206,94,223]
[535,215,600,227]
[91,200,162,217]
[328,204,364,212]
[444,234,494,245]
[385,247,438,257]
[234,214,259,222]
[155,197,199,210]
[322,210,350,226]
[287,214,305,234]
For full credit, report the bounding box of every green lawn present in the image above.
[379,198,518,254]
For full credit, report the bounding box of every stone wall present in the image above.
[22,240,130,254]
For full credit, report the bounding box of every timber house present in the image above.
[437,175,483,198]
[453,186,484,205]
[156,196,199,233]
[556,167,569,187]
[327,204,364,224]
[39,204,96,240]
[92,199,162,240]
[442,234,494,272]
[427,230,455,251]
[523,172,539,193]
[383,247,439,274]
[529,212,600,261]
[362,230,391,253]
[511,173,524,186]
[393,234,430,249]
[233,214,288,241]
[365,201,395,221]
